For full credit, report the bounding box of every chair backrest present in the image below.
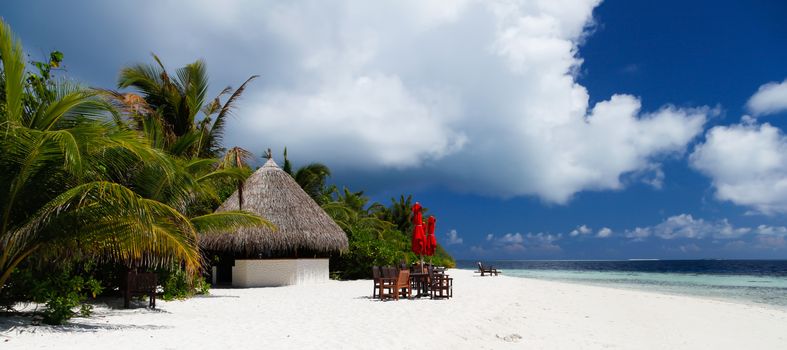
[397,269,410,285]
[127,271,157,292]
[383,266,396,278]
[372,266,381,279]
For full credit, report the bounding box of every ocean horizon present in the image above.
[457,259,787,309]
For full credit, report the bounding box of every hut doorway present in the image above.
[208,253,234,286]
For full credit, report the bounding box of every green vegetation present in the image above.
[3,262,102,324]
[281,151,455,280]
[0,17,454,323]
[160,266,210,301]
[0,18,266,323]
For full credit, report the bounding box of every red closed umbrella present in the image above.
[425,216,437,256]
[411,202,426,256]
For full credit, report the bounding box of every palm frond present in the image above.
[191,211,274,235]
[175,59,209,126]
[185,158,219,173]
[294,163,332,203]
[196,166,251,184]
[219,146,253,169]
[168,129,201,157]
[31,89,102,130]
[117,63,164,95]
[201,75,258,157]
[2,181,203,283]
[0,18,26,124]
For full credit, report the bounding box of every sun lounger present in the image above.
[475,261,501,276]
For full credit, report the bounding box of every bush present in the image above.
[2,263,103,325]
[37,268,102,325]
[160,267,210,300]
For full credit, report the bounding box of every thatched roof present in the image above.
[200,158,348,256]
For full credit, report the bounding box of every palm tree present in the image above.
[115,55,258,159]
[0,20,266,290]
[111,56,261,213]
[387,195,417,233]
[110,57,269,222]
[293,164,332,205]
[281,149,333,205]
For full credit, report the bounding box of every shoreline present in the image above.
[456,267,787,312]
[3,269,787,349]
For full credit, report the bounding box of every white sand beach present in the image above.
[2,269,786,350]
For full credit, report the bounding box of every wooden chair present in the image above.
[372,266,382,299]
[428,265,452,299]
[379,267,412,301]
[393,269,411,300]
[378,266,398,300]
[123,271,157,308]
[476,261,500,276]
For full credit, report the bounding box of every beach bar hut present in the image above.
[200,157,348,287]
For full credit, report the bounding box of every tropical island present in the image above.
[3,1,787,348]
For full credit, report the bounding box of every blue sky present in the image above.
[4,0,787,260]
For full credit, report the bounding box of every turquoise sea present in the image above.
[457,260,787,309]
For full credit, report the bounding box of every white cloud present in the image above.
[568,224,612,238]
[725,234,787,251]
[485,232,561,253]
[570,224,592,236]
[249,74,467,168]
[18,0,711,202]
[445,229,464,245]
[623,214,753,240]
[690,123,787,214]
[756,235,786,249]
[469,245,487,255]
[746,79,787,116]
[626,227,651,240]
[755,225,787,235]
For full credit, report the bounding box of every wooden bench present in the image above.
[123,271,158,308]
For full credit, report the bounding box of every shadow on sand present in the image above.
[0,314,171,334]
[0,298,172,334]
[191,294,240,299]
